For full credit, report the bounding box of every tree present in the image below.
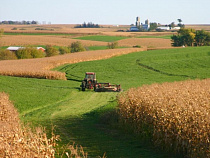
[169,22,175,28]
[171,28,195,47]
[149,23,158,31]
[16,48,33,59]
[45,45,59,57]
[70,41,86,53]
[0,49,17,60]
[177,19,185,28]
[194,30,210,46]
[59,46,71,54]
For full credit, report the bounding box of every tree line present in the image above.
[171,28,210,47]
[0,20,38,25]
[74,22,101,28]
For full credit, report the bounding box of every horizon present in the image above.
[0,0,210,25]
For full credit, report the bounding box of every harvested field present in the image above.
[118,79,210,158]
[118,38,172,48]
[1,35,108,47]
[0,92,88,158]
[0,48,144,80]
[0,92,56,157]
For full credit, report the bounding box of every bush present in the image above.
[133,45,141,48]
[15,47,45,59]
[0,49,17,60]
[59,46,71,55]
[70,41,86,53]
[107,41,118,49]
[45,45,59,57]
[30,48,45,58]
[16,48,33,59]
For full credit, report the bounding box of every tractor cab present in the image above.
[84,72,96,82]
[81,72,97,91]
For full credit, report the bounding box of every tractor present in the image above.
[80,72,121,92]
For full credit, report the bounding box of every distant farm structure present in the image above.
[130,17,150,31]
[130,16,181,32]
[7,46,45,52]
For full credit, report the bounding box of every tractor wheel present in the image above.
[82,81,86,91]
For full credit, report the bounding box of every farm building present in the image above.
[130,26,139,31]
[7,46,45,52]
[157,26,180,31]
[130,17,150,31]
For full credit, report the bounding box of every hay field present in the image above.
[1,35,108,47]
[118,79,210,158]
[0,48,144,80]
[118,38,172,48]
[186,24,210,31]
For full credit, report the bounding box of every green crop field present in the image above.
[0,46,209,157]
[74,35,128,42]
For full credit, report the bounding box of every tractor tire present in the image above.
[82,81,86,91]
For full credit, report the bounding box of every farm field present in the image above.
[0,46,209,157]
[0,24,176,50]
[0,48,143,80]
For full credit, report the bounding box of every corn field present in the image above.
[0,92,91,158]
[118,79,210,158]
[0,48,143,80]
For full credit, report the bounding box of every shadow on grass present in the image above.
[48,108,181,158]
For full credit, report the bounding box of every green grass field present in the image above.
[74,35,128,42]
[0,46,209,157]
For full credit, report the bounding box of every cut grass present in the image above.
[0,46,209,157]
[74,35,128,42]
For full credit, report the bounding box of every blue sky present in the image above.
[0,0,209,25]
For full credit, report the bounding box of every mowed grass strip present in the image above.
[74,35,128,42]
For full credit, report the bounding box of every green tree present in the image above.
[194,30,210,46]
[45,45,59,57]
[59,46,71,55]
[149,23,158,31]
[0,49,17,60]
[177,19,185,28]
[15,47,45,59]
[29,47,45,58]
[70,41,85,53]
[16,48,33,59]
[171,28,195,47]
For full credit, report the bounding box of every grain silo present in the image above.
[136,17,140,26]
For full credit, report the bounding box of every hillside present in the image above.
[0,46,209,157]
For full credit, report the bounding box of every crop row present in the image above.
[0,48,143,80]
[117,79,210,158]
[0,92,90,158]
